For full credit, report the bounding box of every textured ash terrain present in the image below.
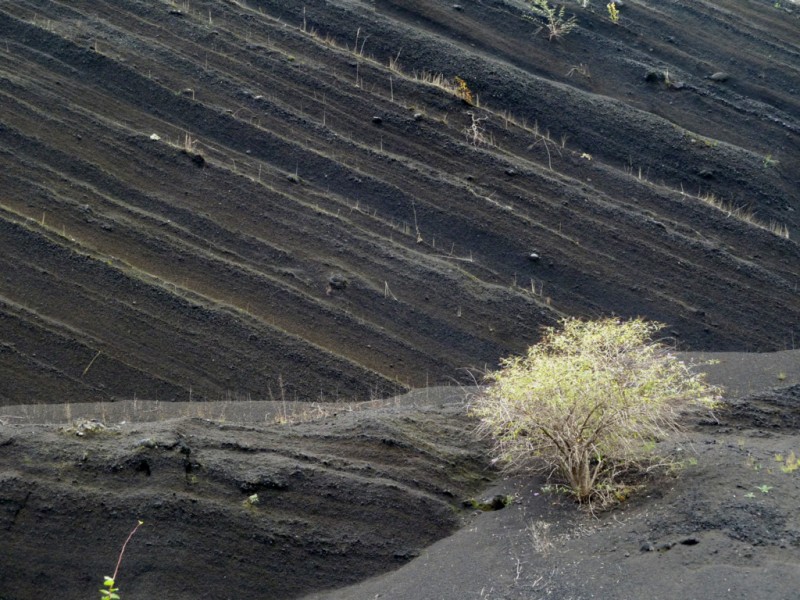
[1,1,799,599]
[1,0,798,405]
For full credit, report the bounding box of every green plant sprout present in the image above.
[763,154,779,168]
[756,484,773,494]
[100,520,144,600]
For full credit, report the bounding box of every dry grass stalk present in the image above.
[699,193,790,239]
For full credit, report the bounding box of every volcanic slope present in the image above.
[1,0,798,404]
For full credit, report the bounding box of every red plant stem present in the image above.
[112,520,143,582]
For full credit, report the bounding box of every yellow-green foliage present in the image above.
[454,76,474,105]
[607,2,620,23]
[778,451,800,474]
[471,318,720,504]
[528,0,578,40]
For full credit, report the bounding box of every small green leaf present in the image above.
[110,594,120,600]
[103,577,115,587]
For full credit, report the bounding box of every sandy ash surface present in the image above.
[1,353,800,599]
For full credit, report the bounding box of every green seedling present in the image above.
[763,154,779,168]
[744,492,756,499]
[100,577,119,600]
[100,520,143,600]
[756,484,773,494]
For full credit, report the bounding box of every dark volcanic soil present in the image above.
[1,1,800,599]
[2,357,800,600]
[0,388,494,600]
[1,0,799,404]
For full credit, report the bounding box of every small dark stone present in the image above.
[191,153,205,167]
[528,252,541,262]
[709,72,730,82]
[372,116,383,125]
[287,173,301,184]
[644,70,664,83]
[413,113,423,121]
[169,9,184,16]
[657,542,675,552]
[465,494,511,511]
[698,169,714,179]
[505,168,517,176]
[328,274,348,290]
[671,81,686,90]
[452,4,463,10]
[640,541,655,552]
[680,537,700,546]
[485,494,510,510]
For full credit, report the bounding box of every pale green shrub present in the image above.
[472,318,719,505]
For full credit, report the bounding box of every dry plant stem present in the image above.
[465,112,491,147]
[112,520,143,582]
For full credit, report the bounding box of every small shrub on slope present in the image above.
[471,318,719,506]
[528,0,578,40]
